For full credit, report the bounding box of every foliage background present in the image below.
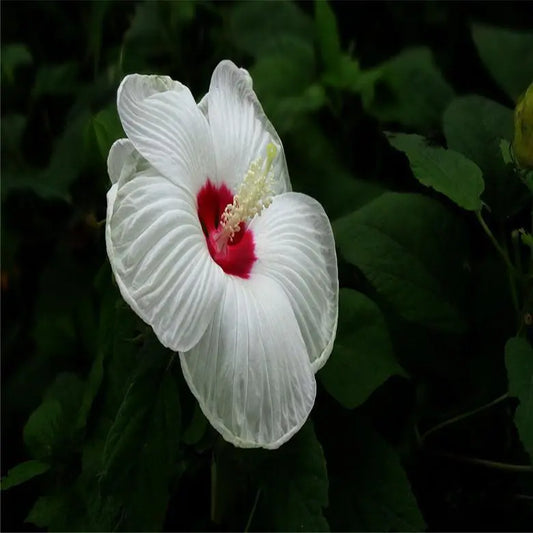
[2,1,533,531]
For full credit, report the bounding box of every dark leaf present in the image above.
[320,288,406,409]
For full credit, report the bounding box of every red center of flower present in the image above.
[197,180,256,279]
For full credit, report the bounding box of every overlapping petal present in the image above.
[250,193,339,372]
[117,74,215,195]
[180,275,316,449]
[106,140,225,352]
[205,60,291,194]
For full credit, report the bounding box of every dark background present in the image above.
[2,1,533,531]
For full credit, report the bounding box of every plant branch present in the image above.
[244,489,261,533]
[476,211,519,277]
[419,393,509,443]
[476,210,520,312]
[430,451,533,473]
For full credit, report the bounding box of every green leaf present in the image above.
[250,36,321,133]
[519,228,533,251]
[1,113,27,158]
[334,192,467,332]
[23,373,85,459]
[182,403,208,446]
[26,493,68,529]
[123,0,195,73]
[25,482,98,531]
[103,300,145,415]
[1,43,32,83]
[23,400,63,460]
[288,119,386,218]
[320,289,406,409]
[100,336,181,531]
[1,460,50,490]
[92,105,125,162]
[387,133,485,210]
[228,0,312,58]
[86,0,111,73]
[360,47,454,132]
[256,422,329,532]
[32,62,79,98]
[328,418,425,531]
[75,350,105,431]
[315,0,342,72]
[443,95,529,216]
[2,108,92,201]
[505,337,533,462]
[472,23,533,102]
[44,372,85,421]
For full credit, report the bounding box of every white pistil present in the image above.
[215,142,278,249]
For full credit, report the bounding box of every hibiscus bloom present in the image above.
[105,60,338,449]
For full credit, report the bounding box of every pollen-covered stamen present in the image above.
[214,143,278,249]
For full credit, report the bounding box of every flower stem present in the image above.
[244,489,261,533]
[514,494,533,501]
[430,451,533,473]
[165,351,177,371]
[419,393,509,443]
[476,210,520,313]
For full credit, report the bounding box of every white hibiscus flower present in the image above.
[105,60,338,449]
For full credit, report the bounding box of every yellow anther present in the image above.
[216,142,278,247]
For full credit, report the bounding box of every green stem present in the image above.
[511,229,523,278]
[420,393,509,442]
[476,210,520,313]
[476,211,518,276]
[503,228,523,329]
[210,454,217,524]
[431,451,533,473]
[165,351,177,371]
[514,494,533,501]
[244,489,261,533]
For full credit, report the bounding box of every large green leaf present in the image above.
[360,47,454,132]
[472,23,533,103]
[505,337,533,462]
[29,243,98,367]
[1,460,50,491]
[250,36,322,134]
[327,418,425,531]
[26,492,70,529]
[23,400,64,460]
[443,95,529,215]
[31,62,79,98]
[2,109,92,202]
[228,0,312,58]
[315,0,342,72]
[182,404,208,446]
[23,373,84,459]
[387,133,485,211]
[100,335,181,531]
[75,350,105,432]
[334,192,467,332]
[103,300,145,415]
[255,422,329,532]
[25,480,105,531]
[1,43,32,83]
[320,289,406,409]
[288,119,386,218]
[92,105,125,162]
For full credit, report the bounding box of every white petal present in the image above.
[107,138,142,184]
[250,193,339,372]
[117,74,216,195]
[106,160,225,352]
[180,274,316,449]
[207,60,291,194]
